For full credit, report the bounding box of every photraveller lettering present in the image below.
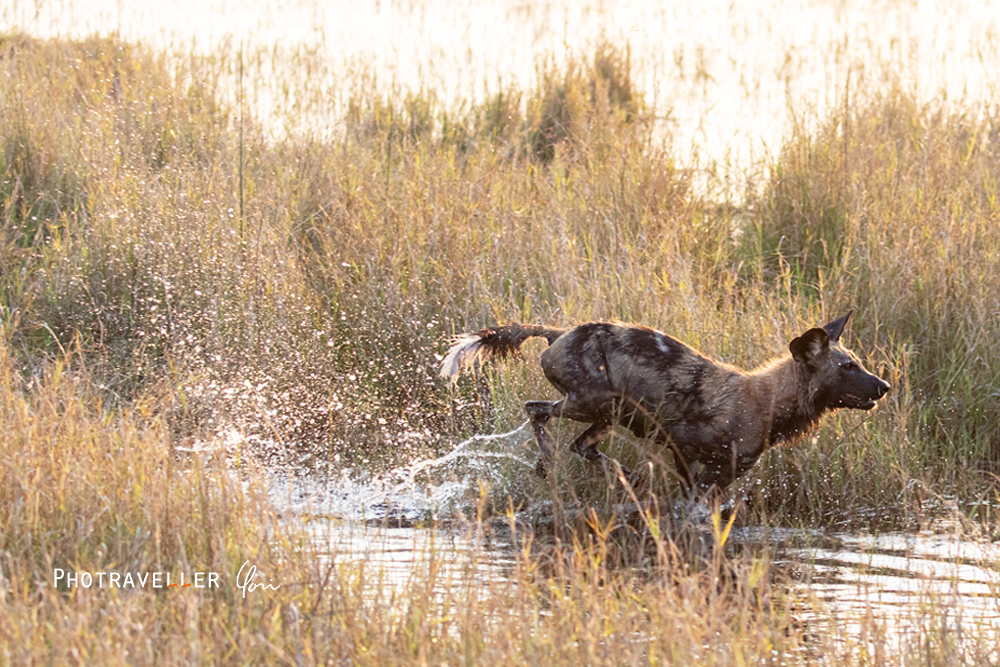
[53,568,220,589]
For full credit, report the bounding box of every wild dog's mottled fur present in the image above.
[441,312,890,495]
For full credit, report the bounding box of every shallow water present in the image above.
[303,506,1000,655]
[309,519,516,601]
[258,414,1000,649]
[781,529,1000,648]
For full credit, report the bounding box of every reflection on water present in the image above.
[296,478,1000,651]
[778,530,1000,647]
[266,415,1000,650]
[309,519,516,599]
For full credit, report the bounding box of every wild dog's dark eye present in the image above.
[841,361,858,371]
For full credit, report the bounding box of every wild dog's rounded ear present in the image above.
[822,310,853,343]
[789,328,830,365]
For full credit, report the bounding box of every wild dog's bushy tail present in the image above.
[439,324,566,377]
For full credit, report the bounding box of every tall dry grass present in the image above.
[3,30,1000,665]
[3,29,1000,523]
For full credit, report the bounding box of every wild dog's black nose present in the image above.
[875,378,890,398]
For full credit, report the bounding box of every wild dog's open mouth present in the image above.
[837,393,877,410]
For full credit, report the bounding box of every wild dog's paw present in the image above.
[602,457,636,487]
[535,456,551,478]
[624,460,653,493]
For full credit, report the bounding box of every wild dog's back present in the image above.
[540,322,747,429]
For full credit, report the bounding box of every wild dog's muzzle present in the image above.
[835,377,890,410]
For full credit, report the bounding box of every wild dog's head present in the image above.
[789,311,890,410]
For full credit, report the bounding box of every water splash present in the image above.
[398,420,533,487]
[243,421,535,524]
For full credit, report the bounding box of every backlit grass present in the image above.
[2,27,1000,665]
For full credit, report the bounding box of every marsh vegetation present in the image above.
[2,2,1000,662]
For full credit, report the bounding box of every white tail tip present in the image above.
[439,333,485,377]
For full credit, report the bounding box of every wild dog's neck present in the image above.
[764,357,826,447]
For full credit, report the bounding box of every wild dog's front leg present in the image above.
[568,422,609,461]
[525,400,560,477]
[569,422,635,480]
[691,449,762,496]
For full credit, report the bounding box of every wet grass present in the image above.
[2,26,1000,665]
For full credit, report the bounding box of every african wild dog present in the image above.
[440,312,889,496]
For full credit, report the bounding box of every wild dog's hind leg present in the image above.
[525,399,615,477]
[526,398,631,480]
[524,396,632,478]
[525,400,561,477]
